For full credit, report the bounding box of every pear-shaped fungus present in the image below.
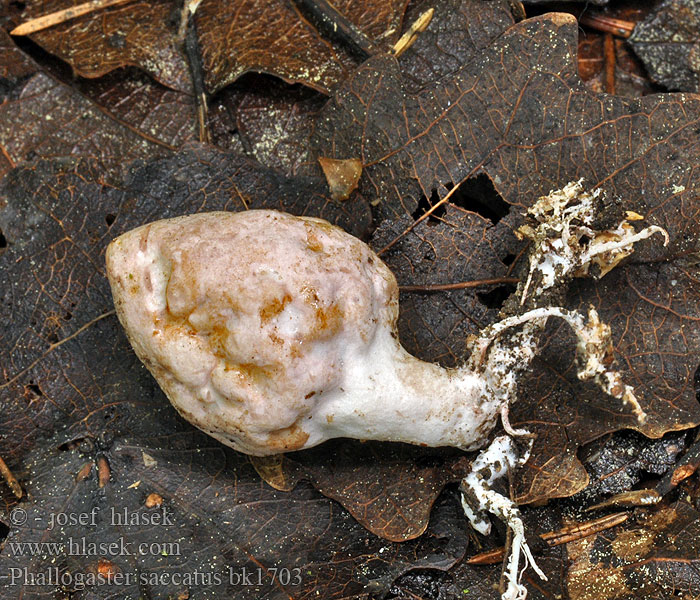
[106,181,666,600]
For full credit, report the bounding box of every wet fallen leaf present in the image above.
[0,30,175,182]
[254,440,470,542]
[0,431,468,599]
[629,0,700,93]
[567,498,700,599]
[75,69,198,149]
[231,76,326,176]
[17,0,192,92]
[195,0,407,94]
[397,0,516,92]
[14,0,408,95]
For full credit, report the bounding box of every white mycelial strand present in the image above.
[520,180,668,303]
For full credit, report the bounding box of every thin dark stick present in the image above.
[399,277,519,293]
[292,0,376,60]
[183,4,210,143]
[604,33,616,95]
[578,14,634,38]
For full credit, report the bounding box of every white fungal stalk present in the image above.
[106,182,666,600]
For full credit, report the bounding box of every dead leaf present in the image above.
[397,0,516,93]
[76,69,198,149]
[255,440,470,542]
[196,0,408,94]
[0,72,174,183]
[20,0,192,92]
[0,30,175,182]
[231,76,325,176]
[0,433,469,599]
[629,0,700,93]
[567,499,700,599]
[15,0,409,95]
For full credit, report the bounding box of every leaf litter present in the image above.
[1,0,699,597]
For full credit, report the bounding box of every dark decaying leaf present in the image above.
[0,72,175,183]
[232,76,326,176]
[20,0,192,92]
[629,0,700,93]
[0,29,38,176]
[195,0,408,94]
[396,0,516,93]
[313,12,700,501]
[0,30,174,183]
[372,196,521,366]
[15,0,408,95]
[0,430,468,599]
[567,497,700,599]
[226,0,518,178]
[74,69,198,149]
[253,441,471,542]
[0,29,36,87]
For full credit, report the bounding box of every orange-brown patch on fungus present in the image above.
[266,422,310,452]
[237,363,276,386]
[260,294,292,323]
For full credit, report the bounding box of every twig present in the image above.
[578,14,635,39]
[392,8,434,58]
[0,455,22,498]
[11,0,134,36]
[468,512,629,565]
[604,33,616,95]
[378,181,466,256]
[399,277,518,292]
[292,0,377,60]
